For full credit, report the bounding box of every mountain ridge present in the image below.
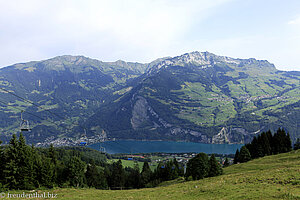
[0,52,299,145]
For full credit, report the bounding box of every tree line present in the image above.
[1,129,296,191]
[0,133,226,191]
[0,133,155,190]
[234,128,293,164]
[185,153,223,180]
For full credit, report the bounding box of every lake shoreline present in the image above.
[88,140,243,155]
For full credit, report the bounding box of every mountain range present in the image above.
[0,52,299,145]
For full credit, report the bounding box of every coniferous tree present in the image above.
[4,134,19,189]
[171,158,180,179]
[208,154,223,177]
[266,130,274,154]
[154,162,167,182]
[233,149,240,164]
[273,128,292,154]
[245,143,253,158]
[273,128,284,153]
[141,161,152,187]
[285,133,292,152]
[40,155,55,188]
[256,135,265,157]
[0,140,4,190]
[223,157,229,167]
[16,133,35,189]
[85,160,107,189]
[48,144,57,165]
[294,138,300,150]
[85,160,99,188]
[125,162,141,189]
[104,164,113,188]
[133,162,142,188]
[97,168,108,189]
[111,159,125,189]
[250,136,259,158]
[174,158,184,176]
[66,156,86,187]
[260,132,271,156]
[48,144,58,184]
[185,153,209,180]
[238,146,251,163]
[31,144,42,188]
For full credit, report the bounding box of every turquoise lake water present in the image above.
[88,140,243,154]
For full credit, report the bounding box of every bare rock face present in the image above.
[130,96,171,130]
[129,95,211,142]
[131,96,149,130]
[212,127,258,144]
[212,127,230,144]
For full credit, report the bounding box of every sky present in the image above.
[0,0,300,71]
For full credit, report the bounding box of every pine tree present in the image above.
[0,140,4,189]
[31,144,42,188]
[223,157,229,167]
[85,160,107,189]
[66,156,86,187]
[126,162,141,189]
[104,165,113,188]
[40,155,55,188]
[154,161,169,182]
[273,128,292,154]
[171,158,180,179]
[185,153,209,180]
[285,133,292,152]
[233,149,239,164]
[48,144,58,184]
[16,133,35,189]
[141,161,152,187]
[256,135,265,157]
[277,128,286,153]
[266,130,274,154]
[133,162,142,188]
[48,144,57,165]
[250,136,259,158]
[238,146,251,163]
[261,132,271,156]
[4,134,19,189]
[294,138,300,150]
[111,159,125,189]
[208,154,223,177]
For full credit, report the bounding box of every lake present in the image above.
[88,140,243,154]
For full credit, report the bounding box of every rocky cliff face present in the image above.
[212,127,258,144]
[0,52,299,145]
[85,51,299,144]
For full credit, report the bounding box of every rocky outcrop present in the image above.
[212,127,258,144]
[130,96,171,130]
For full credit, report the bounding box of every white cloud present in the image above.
[0,0,299,71]
[0,0,232,66]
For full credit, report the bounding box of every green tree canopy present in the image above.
[208,154,223,177]
[238,146,251,163]
[185,153,209,180]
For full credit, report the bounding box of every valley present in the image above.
[0,52,299,145]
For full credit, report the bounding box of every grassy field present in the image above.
[3,150,300,199]
[108,159,158,172]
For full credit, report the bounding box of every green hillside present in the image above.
[3,150,299,199]
[0,55,149,145]
[87,52,300,144]
[0,52,299,145]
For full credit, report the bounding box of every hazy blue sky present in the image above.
[0,0,300,70]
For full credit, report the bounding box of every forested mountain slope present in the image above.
[0,52,299,145]
[86,52,300,144]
